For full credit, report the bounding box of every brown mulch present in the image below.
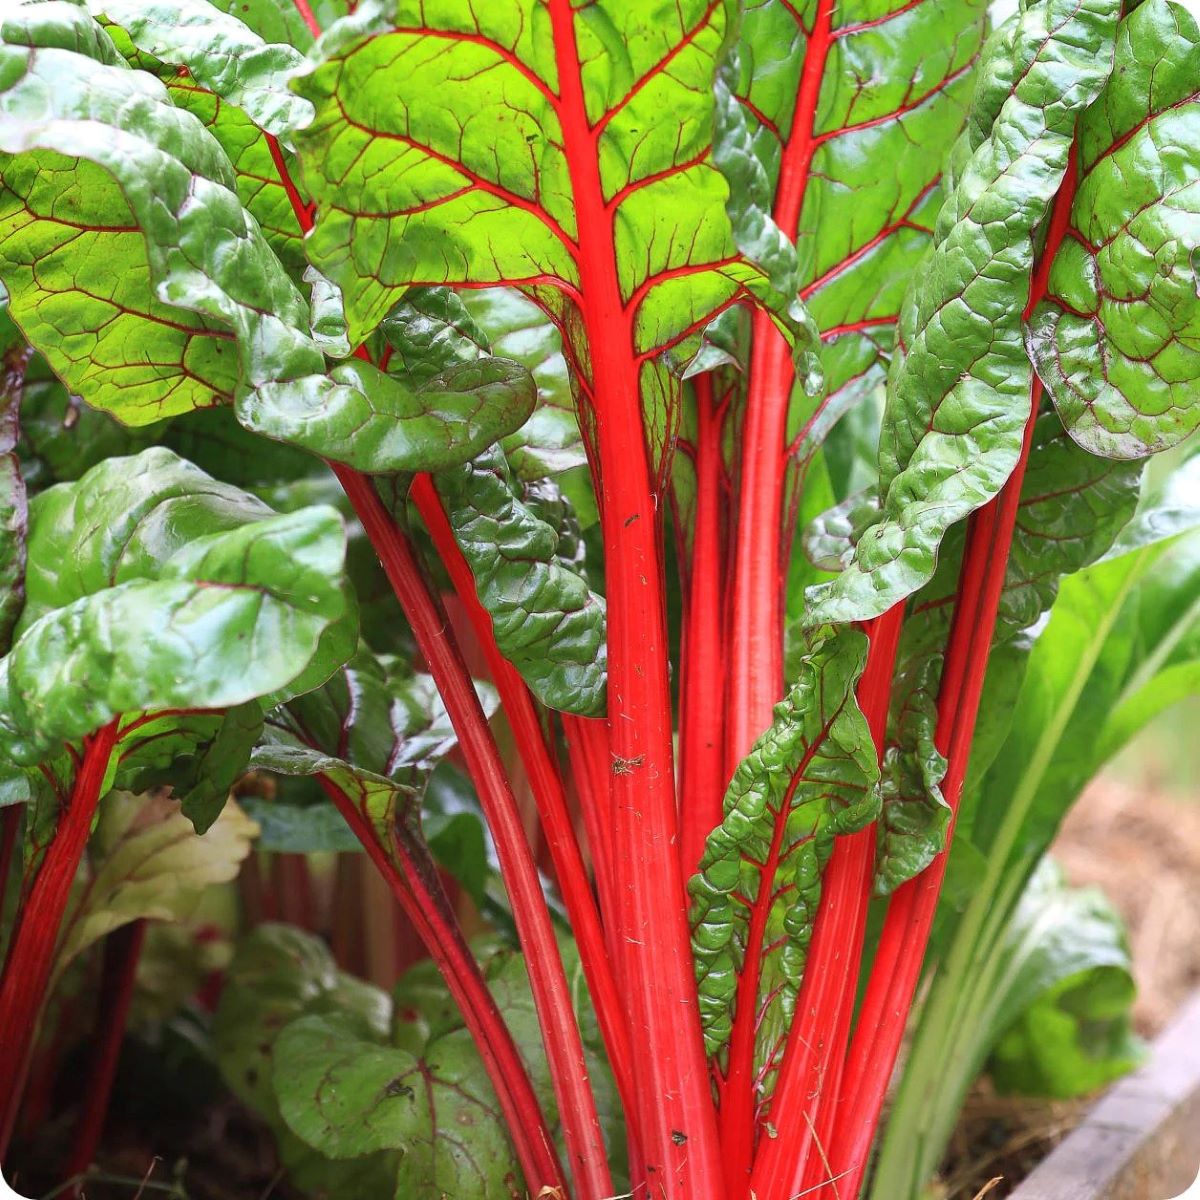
[933,774,1200,1199]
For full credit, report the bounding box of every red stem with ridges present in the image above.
[316,774,567,1196]
[678,374,730,879]
[826,153,1082,1200]
[728,0,836,773]
[546,2,725,1192]
[410,472,636,1118]
[64,919,148,1195]
[0,719,120,1160]
[331,464,612,1200]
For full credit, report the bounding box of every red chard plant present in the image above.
[0,0,1197,1198]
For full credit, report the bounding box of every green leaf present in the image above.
[252,647,497,900]
[89,0,312,139]
[275,1011,521,1196]
[18,363,162,488]
[434,444,607,715]
[214,923,392,1118]
[1027,0,1200,459]
[689,629,879,1060]
[239,795,362,853]
[806,0,1122,625]
[462,288,584,481]
[986,860,1142,1099]
[0,4,305,423]
[0,447,349,768]
[239,356,538,475]
[289,0,824,482]
[54,791,257,982]
[873,413,1142,893]
[206,0,349,51]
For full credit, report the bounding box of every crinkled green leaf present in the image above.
[0,4,300,422]
[434,444,607,715]
[380,287,490,386]
[89,0,312,138]
[986,860,1141,1098]
[2,8,526,479]
[807,0,1121,625]
[463,289,584,481]
[0,447,348,767]
[54,791,257,980]
[1027,0,1200,459]
[803,487,879,573]
[277,936,623,1197]
[689,629,879,1060]
[873,413,1142,893]
[239,356,538,475]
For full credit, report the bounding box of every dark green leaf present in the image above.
[434,444,606,715]
[689,629,879,1060]
[806,0,1122,625]
[1027,0,1200,459]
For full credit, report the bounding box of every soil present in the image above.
[932,775,1200,1200]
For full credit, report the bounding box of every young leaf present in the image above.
[434,445,607,716]
[986,861,1141,1099]
[689,630,879,1059]
[1026,0,1200,459]
[54,791,257,982]
[806,0,1122,625]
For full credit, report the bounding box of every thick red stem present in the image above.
[316,775,566,1195]
[410,472,636,1119]
[728,0,836,771]
[0,719,120,1160]
[545,2,725,1191]
[332,464,611,1200]
[64,919,148,1194]
[561,713,616,937]
[679,374,730,878]
[748,607,904,1200]
[826,154,1082,1200]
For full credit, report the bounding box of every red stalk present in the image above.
[316,774,567,1196]
[728,0,836,771]
[678,374,730,878]
[64,919,148,1194]
[825,155,1082,1200]
[560,713,616,935]
[410,472,636,1118]
[263,107,611,1197]
[0,719,120,1160]
[747,607,904,1200]
[545,3,725,1191]
[331,464,612,1200]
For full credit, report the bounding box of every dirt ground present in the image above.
[936,774,1200,1200]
